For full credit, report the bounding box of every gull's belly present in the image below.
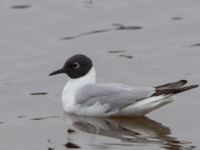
[64,103,110,117]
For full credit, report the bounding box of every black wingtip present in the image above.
[152,83,198,97]
[177,84,199,93]
[155,79,188,90]
[180,80,187,84]
[190,84,199,89]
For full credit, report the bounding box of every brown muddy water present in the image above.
[0,0,200,150]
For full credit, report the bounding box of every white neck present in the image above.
[62,67,96,102]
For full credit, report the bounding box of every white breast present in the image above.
[62,67,96,113]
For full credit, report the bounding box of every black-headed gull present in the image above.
[49,54,198,117]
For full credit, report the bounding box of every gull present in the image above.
[49,54,198,117]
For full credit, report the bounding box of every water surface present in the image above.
[0,0,200,149]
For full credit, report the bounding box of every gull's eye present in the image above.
[71,62,80,69]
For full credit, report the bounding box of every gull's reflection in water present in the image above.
[64,113,196,150]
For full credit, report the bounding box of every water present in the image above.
[0,0,200,149]
[64,114,197,150]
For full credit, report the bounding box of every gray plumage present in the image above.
[75,80,198,113]
[75,83,155,113]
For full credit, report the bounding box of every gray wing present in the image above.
[75,83,155,113]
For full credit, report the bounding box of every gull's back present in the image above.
[74,80,198,117]
[75,83,156,116]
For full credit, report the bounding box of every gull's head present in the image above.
[49,54,93,79]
